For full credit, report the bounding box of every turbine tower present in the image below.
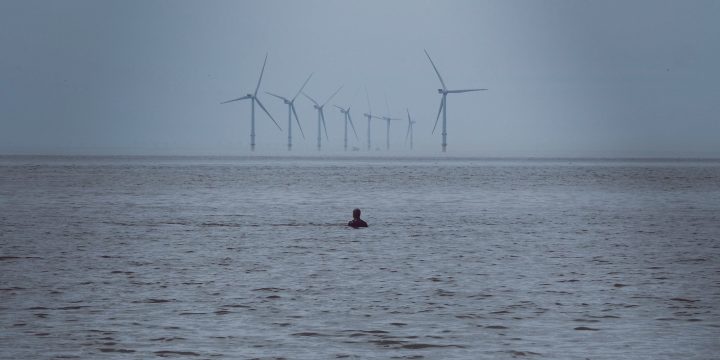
[380,97,402,151]
[221,53,281,151]
[405,108,416,150]
[265,73,313,151]
[362,88,381,151]
[303,86,343,151]
[424,49,488,152]
[334,105,360,151]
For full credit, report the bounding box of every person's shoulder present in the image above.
[348,219,368,228]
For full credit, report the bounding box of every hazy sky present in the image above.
[1,0,718,156]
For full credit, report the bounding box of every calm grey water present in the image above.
[1,156,719,359]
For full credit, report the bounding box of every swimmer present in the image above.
[347,208,368,228]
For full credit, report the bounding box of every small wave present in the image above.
[150,337,186,342]
[201,222,242,227]
[292,332,328,337]
[401,343,465,349]
[132,299,174,304]
[0,287,25,291]
[485,325,509,329]
[252,287,285,292]
[670,297,698,303]
[0,256,42,261]
[154,350,200,357]
[573,319,600,323]
[503,350,542,357]
[0,256,22,261]
[99,348,135,353]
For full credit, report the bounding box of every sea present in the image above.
[1,155,719,359]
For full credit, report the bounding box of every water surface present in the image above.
[1,156,719,359]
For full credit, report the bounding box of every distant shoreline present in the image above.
[1,154,719,164]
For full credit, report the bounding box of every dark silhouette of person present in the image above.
[348,208,368,228]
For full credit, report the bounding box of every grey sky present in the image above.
[1,0,718,156]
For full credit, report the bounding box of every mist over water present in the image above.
[1,156,719,359]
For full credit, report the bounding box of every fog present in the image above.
[1,0,718,157]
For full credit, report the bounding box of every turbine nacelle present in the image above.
[438,89,445,94]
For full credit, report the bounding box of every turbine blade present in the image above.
[348,112,359,140]
[265,91,287,102]
[321,110,329,140]
[334,104,345,111]
[365,86,372,114]
[220,95,252,104]
[405,117,411,144]
[254,53,268,97]
[292,72,314,102]
[291,104,305,139]
[406,108,413,142]
[303,92,319,106]
[447,88,488,93]
[255,97,282,131]
[322,85,343,107]
[424,49,447,91]
[432,97,444,134]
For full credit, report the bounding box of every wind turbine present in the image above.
[424,49,488,152]
[303,86,343,151]
[380,96,402,151]
[265,73,313,151]
[405,108,416,150]
[221,53,281,151]
[362,88,381,151]
[334,104,360,151]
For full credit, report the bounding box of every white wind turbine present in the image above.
[380,96,402,151]
[333,104,360,151]
[405,108,416,150]
[265,73,313,151]
[424,49,487,152]
[362,88,381,151]
[221,53,281,151]
[303,86,343,151]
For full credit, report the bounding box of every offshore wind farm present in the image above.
[221,50,485,153]
[2,1,717,158]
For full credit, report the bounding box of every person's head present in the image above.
[352,208,361,219]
